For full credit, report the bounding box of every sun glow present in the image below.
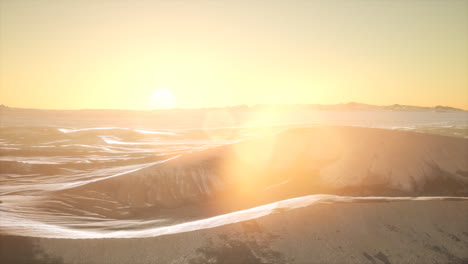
[150,89,177,109]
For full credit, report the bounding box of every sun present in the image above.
[150,89,177,109]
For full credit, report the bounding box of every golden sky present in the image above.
[1,0,467,110]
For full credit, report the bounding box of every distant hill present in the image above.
[303,102,465,112]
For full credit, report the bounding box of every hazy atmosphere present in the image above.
[1,0,467,109]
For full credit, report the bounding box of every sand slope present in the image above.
[48,126,468,218]
[1,198,467,264]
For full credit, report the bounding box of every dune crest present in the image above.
[45,126,468,219]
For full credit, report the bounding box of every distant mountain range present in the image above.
[246,102,466,112]
[0,102,465,112]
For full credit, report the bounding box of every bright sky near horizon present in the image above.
[1,0,467,110]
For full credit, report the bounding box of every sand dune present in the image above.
[2,126,467,264]
[48,126,468,219]
[1,197,467,264]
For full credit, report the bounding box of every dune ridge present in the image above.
[46,126,468,219]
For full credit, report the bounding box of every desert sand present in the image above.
[1,126,467,264]
[1,197,467,264]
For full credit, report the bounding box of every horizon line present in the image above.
[1,102,466,112]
